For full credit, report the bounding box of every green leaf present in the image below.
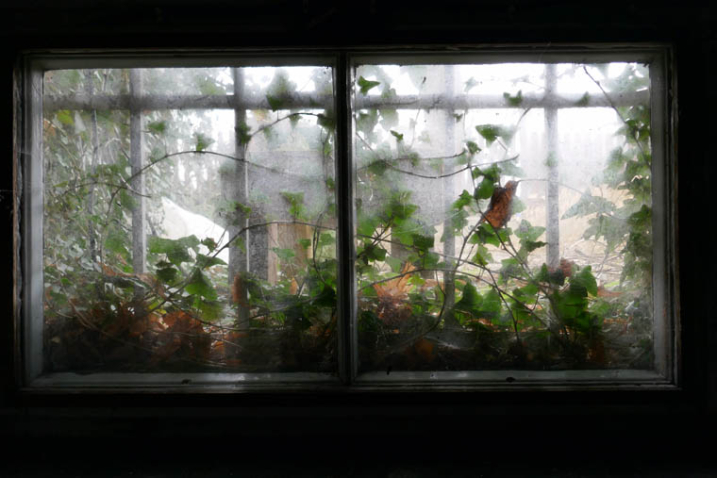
[482,288,502,316]
[235,122,252,146]
[465,141,481,155]
[575,92,590,106]
[104,231,128,255]
[503,90,523,107]
[156,267,178,283]
[472,244,493,266]
[196,253,226,269]
[357,76,381,95]
[281,191,305,219]
[452,190,473,210]
[56,110,74,126]
[147,121,167,135]
[475,178,495,200]
[194,298,223,321]
[194,132,214,152]
[571,266,598,297]
[476,125,501,145]
[455,282,483,314]
[357,212,380,238]
[148,236,199,266]
[318,232,335,248]
[186,269,217,300]
[515,220,546,243]
[298,238,312,249]
[412,233,434,253]
[266,94,286,111]
[390,130,404,142]
[361,244,387,262]
[272,247,296,263]
[317,113,335,131]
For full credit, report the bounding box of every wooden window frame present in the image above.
[15,44,679,394]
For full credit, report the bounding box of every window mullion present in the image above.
[335,53,357,384]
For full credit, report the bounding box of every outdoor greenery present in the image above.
[41,63,653,375]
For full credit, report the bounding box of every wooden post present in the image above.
[129,69,146,274]
[442,65,457,326]
[85,70,101,263]
[545,64,560,270]
[230,68,249,322]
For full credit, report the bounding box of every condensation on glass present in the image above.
[352,62,654,373]
[41,66,338,374]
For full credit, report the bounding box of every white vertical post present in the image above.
[129,69,146,274]
[230,68,249,321]
[545,64,560,269]
[85,70,100,263]
[443,64,457,326]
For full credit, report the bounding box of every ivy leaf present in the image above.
[465,141,481,155]
[482,288,502,316]
[455,282,483,314]
[575,92,590,106]
[266,94,286,111]
[196,253,226,269]
[55,110,74,128]
[104,231,128,255]
[186,269,218,300]
[272,247,296,262]
[357,76,381,95]
[503,90,523,106]
[570,266,598,297]
[281,191,305,219]
[464,77,479,92]
[194,132,214,152]
[476,124,513,146]
[452,190,473,210]
[515,220,545,243]
[411,233,434,253]
[156,267,178,283]
[475,178,495,200]
[147,121,167,135]
[317,113,335,131]
[235,122,252,146]
[149,236,199,266]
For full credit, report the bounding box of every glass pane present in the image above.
[42,65,337,375]
[353,62,653,373]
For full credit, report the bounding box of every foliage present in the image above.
[42,63,655,376]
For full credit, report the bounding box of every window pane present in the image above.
[353,62,653,373]
[42,65,337,375]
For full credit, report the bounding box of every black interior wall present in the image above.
[1,1,715,472]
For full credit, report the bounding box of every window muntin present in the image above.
[352,62,654,375]
[20,49,675,389]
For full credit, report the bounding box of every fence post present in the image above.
[230,68,249,322]
[545,64,560,270]
[85,70,101,263]
[442,64,457,326]
[129,69,146,274]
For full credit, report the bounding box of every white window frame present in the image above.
[17,46,679,392]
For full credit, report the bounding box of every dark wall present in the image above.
[1,1,715,472]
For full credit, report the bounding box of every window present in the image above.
[18,47,677,390]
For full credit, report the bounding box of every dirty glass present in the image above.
[42,65,337,374]
[353,62,653,373]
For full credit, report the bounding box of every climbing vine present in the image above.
[41,62,654,375]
